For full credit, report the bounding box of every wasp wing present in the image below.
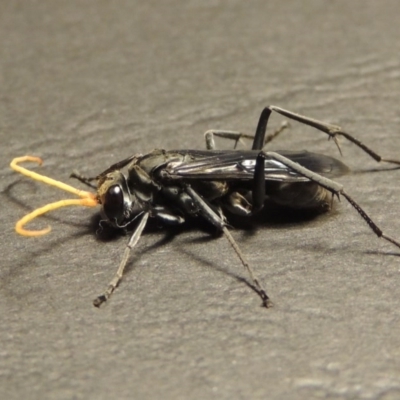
[163,150,349,182]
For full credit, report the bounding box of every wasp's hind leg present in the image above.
[265,105,400,166]
[260,151,400,250]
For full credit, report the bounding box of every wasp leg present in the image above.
[93,211,150,307]
[152,206,185,225]
[260,151,400,250]
[261,105,400,166]
[184,184,271,307]
[204,130,253,150]
[204,122,289,151]
[224,191,253,216]
[250,150,270,213]
[253,109,291,150]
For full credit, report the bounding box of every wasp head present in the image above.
[97,171,137,228]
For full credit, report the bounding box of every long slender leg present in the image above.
[263,106,400,165]
[204,122,289,150]
[204,130,253,150]
[206,106,400,164]
[251,152,267,214]
[93,212,150,307]
[252,107,273,150]
[263,121,290,146]
[184,185,271,307]
[263,151,400,250]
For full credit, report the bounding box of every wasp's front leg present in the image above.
[93,211,150,307]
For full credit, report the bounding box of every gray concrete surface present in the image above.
[2,1,400,399]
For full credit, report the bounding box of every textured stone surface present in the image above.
[2,1,400,399]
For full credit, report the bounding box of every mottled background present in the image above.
[2,1,400,399]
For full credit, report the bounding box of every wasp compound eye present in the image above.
[103,184,125,222]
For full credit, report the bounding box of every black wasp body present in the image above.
[98,148,348,229]
[67,105,400,307]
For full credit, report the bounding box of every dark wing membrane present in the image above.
[165,149,349,182]
[276,150,349,178]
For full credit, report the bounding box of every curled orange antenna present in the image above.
[10,156,99,237]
